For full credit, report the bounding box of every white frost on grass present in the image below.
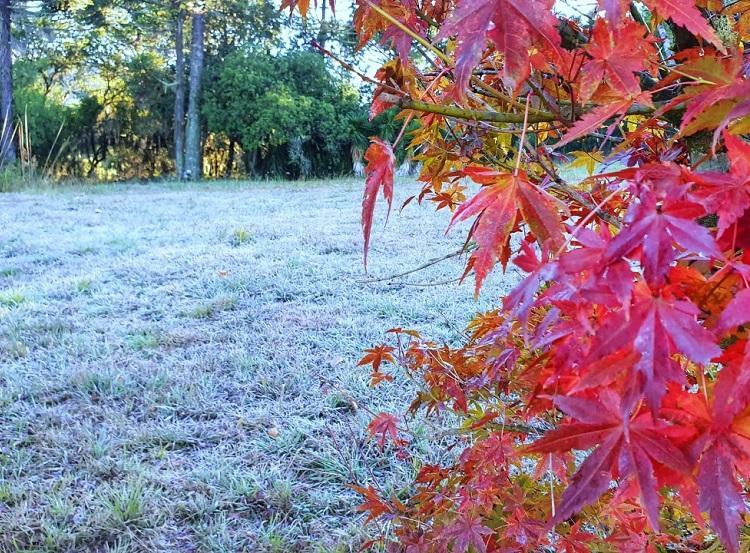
[0,178,520,551]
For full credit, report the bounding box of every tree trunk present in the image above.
[226,137,235,178]
[245,148,257,177]
[173,7,186,179]
[317,1,328,49]
[184,10,204,181]
[0,0,15,165]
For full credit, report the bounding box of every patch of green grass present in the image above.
[73,245,99,256]
[0,267,20,278]
[106,237,137,254]
[75,277,95,294]
[89,436,113,460]
[0,481,15,505]
[99,479,154,527]
[125,330,161,350]
[229,227,252,246]
[189,295,237,319]
[72,370,129,401]
[0,290,26,307]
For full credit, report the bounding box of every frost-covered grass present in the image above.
[0,178,519,552]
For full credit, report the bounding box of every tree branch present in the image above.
[388,95,559,124]
[386,94,665,127]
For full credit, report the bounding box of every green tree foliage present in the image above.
[7,0,395,181]
[203,50,369,178]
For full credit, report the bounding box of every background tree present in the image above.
[0,0,14,164]
[172,2,185,178]
[183,7,204,180]
[2,0,406,180]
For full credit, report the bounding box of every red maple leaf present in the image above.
[437,0,562,94]
[555,93,651,149]
[362,138,395,266]
[435,0,497,95]
[586,283,721,410]
[358,345,396,371]
[450,167,564,293]
[641,0,724,50]
[697,443,746,553]
[671,58,750,137]
[368,412,402,449]
[694,132,750,236]
[579,19,654,103]
[440,512,492,553]
[350,484,395,523]
[604,189,721,285]
[718,288,750,332]
[696,342,750,553]
[597,0,628,22]
[527,389,691,530]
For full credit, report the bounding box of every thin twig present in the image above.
[357,247,467,284]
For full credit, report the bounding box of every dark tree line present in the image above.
[0,0,403,182]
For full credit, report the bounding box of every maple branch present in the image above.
[437,421,543,438]
[391,96,559,124]
[388,95,664,127]
[519,136,623,228]
[358,247,469,284]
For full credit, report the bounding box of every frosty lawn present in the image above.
[0,179,517,552]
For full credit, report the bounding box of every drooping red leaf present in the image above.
[642,0,724,50]
[697,445,745,553]
[362,138,395,267]
[450,168,563,293]
[487,8,531,91]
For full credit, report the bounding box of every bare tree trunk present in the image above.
[226,137,235,178]
[184,10,204,181]
[317,1,328,49]
[0,0,15,165]
[173,6,186,179]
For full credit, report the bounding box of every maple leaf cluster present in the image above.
[288,0,750,550]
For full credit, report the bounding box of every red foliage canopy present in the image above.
[290,0,750,550]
